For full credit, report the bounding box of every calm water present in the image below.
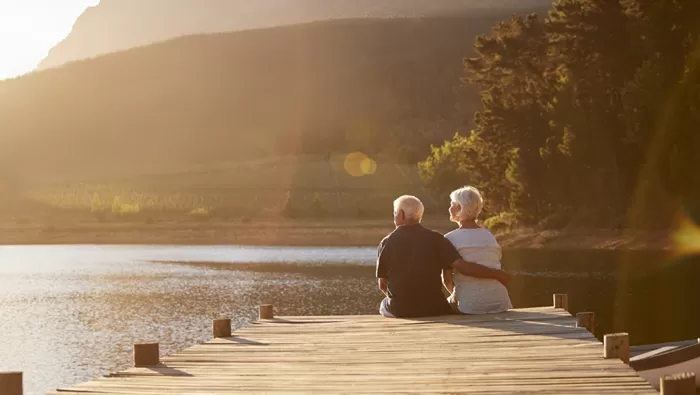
[1,245,699,394]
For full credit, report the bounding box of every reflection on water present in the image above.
[0,245,698,395]
[0,245,378,395]
[505,249,700,345]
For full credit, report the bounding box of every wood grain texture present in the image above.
[50,307,656,394]
[0,372,22,395]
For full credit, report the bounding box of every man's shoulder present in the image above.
[379,228,401,248]
[382,224,446,245]
[381,228,398,241]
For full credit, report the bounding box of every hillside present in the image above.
[0,12,548,187]
[39,0,551,70]
[11,155,432,221]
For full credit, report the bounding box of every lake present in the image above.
[1,245,698,394]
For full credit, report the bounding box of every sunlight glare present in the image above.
[0,0,99,79]
[343,152,377,177]
[672,213,700,258]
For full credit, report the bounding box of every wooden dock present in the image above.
[34,296,666,395]
[7,294,698,394]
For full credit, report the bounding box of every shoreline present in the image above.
[0,219,673,250]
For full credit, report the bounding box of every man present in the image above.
[377,195,511,318]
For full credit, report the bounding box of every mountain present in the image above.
[38,0,550,70]
[1,7,551,186]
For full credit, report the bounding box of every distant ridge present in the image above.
[1,7,551,185]
[38,0,551,70]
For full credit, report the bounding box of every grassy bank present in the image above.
[0,156,676,250]
[0,218,399,247]
[0,217,672,250]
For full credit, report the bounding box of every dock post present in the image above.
[575,312,595,333]
[553,293,568,311]
[604,333,630,364]
[259,304,274,319]
[213,318,232,338]
[660,372,695,395]
[133,343,160,367]
[0,372,22,395]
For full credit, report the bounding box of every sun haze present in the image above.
[0,0,99,80]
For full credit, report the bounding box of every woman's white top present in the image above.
[444,227,512,314]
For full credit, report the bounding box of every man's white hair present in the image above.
[393,195,424,222]
[450,186,483,221]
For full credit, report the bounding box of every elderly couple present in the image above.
[377,186,512,318]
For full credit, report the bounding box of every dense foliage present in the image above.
[420,0,700,229]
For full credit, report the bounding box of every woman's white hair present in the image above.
[450,186,483,221]
[393,195,424,221]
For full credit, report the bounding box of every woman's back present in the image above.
[445,228,512,314]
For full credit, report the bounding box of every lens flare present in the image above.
[360,157,377,175]
[344,152,377,177]
[672,213,700,258]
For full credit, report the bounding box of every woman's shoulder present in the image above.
[443,229,459,239]
[445,227,499,247]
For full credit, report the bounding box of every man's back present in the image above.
[376,223,460,317]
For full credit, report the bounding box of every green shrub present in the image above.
[483,212,520,234]
[188,207,210,216]
[111,196,141,215]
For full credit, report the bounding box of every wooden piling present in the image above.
[0,372,22,395]
[660,372,695,395]
[213,318,232,338]
[259,304,274,319]
[576,312,595,333]
[553,293,569,311]
[604,333,630,364]
[133,343,159,367]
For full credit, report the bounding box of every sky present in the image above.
[0,0,99,80]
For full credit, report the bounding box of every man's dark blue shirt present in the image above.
[376,223,461,318]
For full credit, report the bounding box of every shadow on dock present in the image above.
[405,308,599,342]
[108,364,193,377]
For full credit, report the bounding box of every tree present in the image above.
[419,131,509,214]
[421,0,700,229]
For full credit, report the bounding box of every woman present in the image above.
[442,186,512,314]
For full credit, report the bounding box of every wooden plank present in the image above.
[53,307,657,394]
